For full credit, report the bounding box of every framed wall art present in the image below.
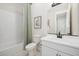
[34,16,42,29]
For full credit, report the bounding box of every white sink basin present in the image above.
[45,34,57,38]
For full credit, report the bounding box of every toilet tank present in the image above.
[32,35,41,44]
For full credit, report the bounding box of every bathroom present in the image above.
[0,2,79,56]
[31,3,79,56]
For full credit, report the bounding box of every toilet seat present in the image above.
[25,43,36,50]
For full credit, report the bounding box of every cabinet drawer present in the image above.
[58,44,79,56]
[42,40,58,50]
[41,46,57,56]
[41,40,79,56]
[41,45,69,56]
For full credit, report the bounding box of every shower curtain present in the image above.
[27,3,32,44]
[23,3,32,49]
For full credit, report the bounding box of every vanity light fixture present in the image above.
[51,3,61,7]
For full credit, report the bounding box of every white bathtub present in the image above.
[0,42,27,56]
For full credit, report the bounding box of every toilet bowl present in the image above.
[25,42,37,56]
[25,35,41,56]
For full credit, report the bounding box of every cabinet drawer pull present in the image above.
[56,54,58,56]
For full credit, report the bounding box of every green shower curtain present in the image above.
[27,3,32,44]
[23,3,32,49]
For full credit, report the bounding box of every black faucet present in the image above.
[57,32,62,38]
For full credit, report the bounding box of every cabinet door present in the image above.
[41,46,58,56]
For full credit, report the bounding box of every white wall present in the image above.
[0,3,27,56]
[31,3,51,38]
[71,3,79,35]
[0,3,24,14]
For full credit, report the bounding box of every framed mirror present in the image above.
[55,10,70,35]
[47,3,79,36]
[47,3,73,36]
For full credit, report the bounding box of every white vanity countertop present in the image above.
[41,34,79,49]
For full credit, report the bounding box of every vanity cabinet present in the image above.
[41,45,69,56]
[41,36,79,56]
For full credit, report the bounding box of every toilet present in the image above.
[25,35,41,56]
